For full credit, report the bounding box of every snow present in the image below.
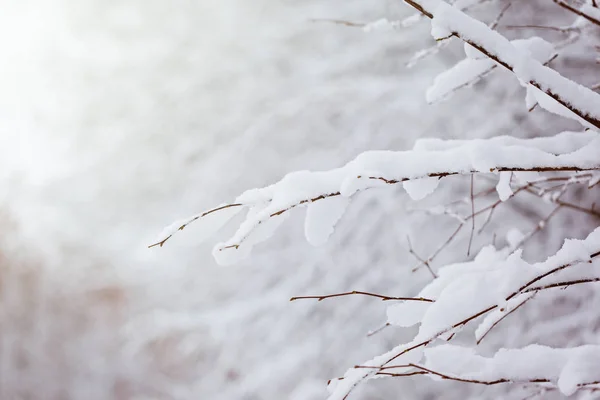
[403,177,440,200]
[423,344,600,395]
[505,228,525,250]
[426,57,495,103]
[213,207,290,266]
[412,130,597,154]
[325,228,600,398]
[304,196,350,246]
[4,0,600,399]
[580,4,600,23]
[474,292,535,342]
[427,37,555,104]
[156,131,600,263]
[422,0,600,129]
[496,171,513,201]
[362,18,400,33]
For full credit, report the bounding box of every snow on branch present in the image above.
[421,344,600,395]
[326,228,600,399]
[553,0,600,27]
[427,37,556,104]
[150,131,600,265]
[403,0,600,130]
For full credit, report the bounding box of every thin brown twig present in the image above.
[552,0,600,27]
[289,291,435,303]
[375,371,428,377]
[412,223,463,272]
[524,277,600,293]
[503,24,574,32]
[467,174,476,256]
[407,235,438,278]
[340,251,600,399]
[524,186,600,218]
[148,203,243,248]
[355,364,411,370]
[367,322,391,337]
[509,205,563,250]
[476,293,536,344]
[414,173,595,273]
[309,18,365,27]
[489,2,512,30]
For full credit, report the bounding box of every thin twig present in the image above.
[503,24,574,32]
[524,277,600,293]
[367,322,391,337]
[467,174,476,256]
[553,0,600,27]
[309,18,365,27]
[148,203,243,248]
[289,291,435,303]
[509,205,562,251]
[476,293,536,344]
[489,2,511,30]
[407,235,437,278]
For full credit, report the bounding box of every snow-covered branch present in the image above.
[419,344,600,395]
[327,228,600,399]
[151,131,600,265]
[404,0,600,129]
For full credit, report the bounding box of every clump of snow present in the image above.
[496,171,513,201]
[403,177,440,200]
[425,0,600,129]
[304,196,349,246]
[427,36,556,104]
[156,132,600,264]
[363,18,400,33]
[423,344,600,396]
[505,228,525,249]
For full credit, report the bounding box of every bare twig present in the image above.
[490,2,512,29]
[476,293,536,344]
[553,0,600,27]
[524,277,600,293]
[289,291,435,303]
[509,205,562,251]
[309,18,365,27]
[412,223,463,272]
[148,203,243,248]
[407,235,438,278]
[503,24,575,33]
[467,174,476,256]
[367,322,391,337]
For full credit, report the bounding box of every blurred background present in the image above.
[0,0,598,399]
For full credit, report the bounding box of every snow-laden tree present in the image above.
[1,0,598,399]
[152,1,600,399]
